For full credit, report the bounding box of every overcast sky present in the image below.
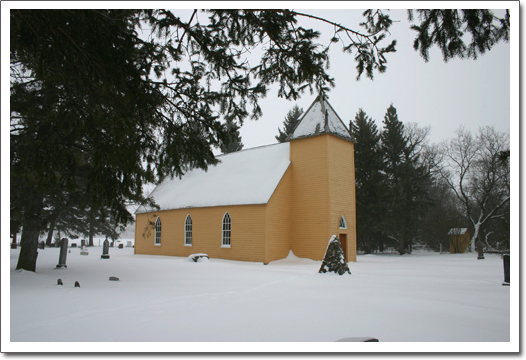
[233,7,514,150]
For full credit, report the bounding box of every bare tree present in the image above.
[434,127,510,251]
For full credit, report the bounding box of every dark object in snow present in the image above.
[11,243,17,249]
[190,254,209,262]
[336,337,379,342]
[118,244,124,249]
[74,281,80,288]
[81,240,87,248]
[101,239,110,259]
[502,254,510,285]
[57,279,63,286]
[319,235,351,275]
[109,276,119,281]
[56,238,68,268]
[71,243,77,248]
[38,241,45,250]
[476,241,484,260]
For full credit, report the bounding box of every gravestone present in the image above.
[109,276,119,281]
[56,238,68,268]
[502,254,510,285]
[81,240,86,248]
[101,239,110,259]
[71,243,77,248]
[80,246,89,255]
[126,240,132,247]
[74,281,80,288]
[118,243,124,249]
[319,235,351,275]
[38,241,45,250]
[476,241,485,260]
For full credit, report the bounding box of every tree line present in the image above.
[276,104,510,254]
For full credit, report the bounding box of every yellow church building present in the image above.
[134,95,357,264]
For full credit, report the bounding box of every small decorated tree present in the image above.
[319,235,351,275]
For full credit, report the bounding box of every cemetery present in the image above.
[8,236,512,350]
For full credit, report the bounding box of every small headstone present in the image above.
[57,279,63,286]
[38,241,45,250]
[126,241,132,247]
[319,235,351,275]
[80,246,89,255]
[81,240,86,248]
[56,238,68,268]
[109,276,119,281]
[101,239,110,259]
[502,254,510,285]
[118,243,124,249]
[74,281,80,288]
[476,241,485,260]
[71,243,77,248]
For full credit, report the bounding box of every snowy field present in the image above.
[4,241,517,353]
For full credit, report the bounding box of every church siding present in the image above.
[135,204,267,262]
[265,166,292,264]
[328,135,357,262]
[290,134,331,260]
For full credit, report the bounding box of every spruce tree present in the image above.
[275,105,304,143]
[220,119,244,154]
[349,109,384,253]
[380,104,431,254]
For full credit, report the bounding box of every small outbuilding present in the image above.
[448,228,471,254]
[134,95,357,264]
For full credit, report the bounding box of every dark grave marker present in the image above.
[101,239,110,259]
[56,238,68,268]
[502,254,510,285]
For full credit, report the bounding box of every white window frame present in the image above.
[184,215,192,246]
[339,215,347,229]
[155,217,162,245]
[221,212,231,248]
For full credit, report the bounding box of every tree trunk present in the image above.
[46,216,57,246]
[88,217,94,246]
[16,197,44,272]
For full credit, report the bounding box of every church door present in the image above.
[339,234,347,262]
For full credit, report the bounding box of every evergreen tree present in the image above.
[275,105,304,142]
[349,109,384,253]
[408,9,510,63]
[220,119,244,154]
[380,104,431,254]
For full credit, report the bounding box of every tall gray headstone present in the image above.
[56,238,68,268]
[81,239,86,248]
[502,254,510,285]
[101,239,110,259]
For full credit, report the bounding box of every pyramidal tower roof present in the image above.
[287,94,354,142]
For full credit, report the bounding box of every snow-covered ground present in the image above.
[4,242,517,353]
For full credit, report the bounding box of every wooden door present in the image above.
[339,234,347,262]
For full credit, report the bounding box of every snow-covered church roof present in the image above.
[288,94,354,142]
[136,142,291,213]
[448,228,469,236]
